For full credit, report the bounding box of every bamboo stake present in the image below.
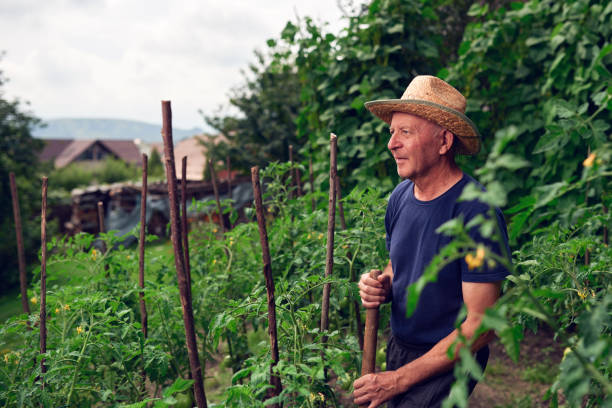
[181,156,192,294]
[320,134,338,345]
[138,154,149,394]
[309,156,315,212]
[251,166,282,406]
[161,101,207,408]
[9,172,30,314]
[208,159,225,233]
[40,177,48,382]
[361,269,382,378]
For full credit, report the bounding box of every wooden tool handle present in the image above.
[361,269,382,376]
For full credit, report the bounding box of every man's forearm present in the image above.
[393,320,494,394]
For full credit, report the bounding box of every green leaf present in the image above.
[458,41,471,56]
[388,23,404,34]
[162,378,194,397]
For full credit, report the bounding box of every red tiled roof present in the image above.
[55,140,97,168]
[39,139,73,162]
[99,140,142,166]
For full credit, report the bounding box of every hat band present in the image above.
[365,98,481,138]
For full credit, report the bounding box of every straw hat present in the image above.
[364,75,481,155]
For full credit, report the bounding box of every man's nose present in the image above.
[388,133,401,151]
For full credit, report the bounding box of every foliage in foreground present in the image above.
[1,143,610,407]
[0,162,389,407]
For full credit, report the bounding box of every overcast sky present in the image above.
[1,0,363,130]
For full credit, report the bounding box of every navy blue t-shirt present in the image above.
[385,173,510,346]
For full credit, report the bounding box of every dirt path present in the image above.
[469,327,563,407]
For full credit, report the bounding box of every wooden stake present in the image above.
[181,156,192,294]
[361,269,382,378]
[604,205,609,246]
[138,154,149,394]
[97,201,105,234]
[9,172,30,314]
[320,134,337,344]
[97,201,107,256]
[161,101,207,408]
[251,166,282,406]
[139,154,149,339]
[309,156,315,212]
[289,145,294,199]
[226,155,232,201]
[226,155,233,229]
[208,159,225,233]
[40,177,48,381]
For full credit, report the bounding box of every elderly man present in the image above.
[353,75,510,408]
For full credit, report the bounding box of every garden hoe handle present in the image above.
[361,269,382,377]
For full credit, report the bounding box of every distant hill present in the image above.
[33,118,204,143]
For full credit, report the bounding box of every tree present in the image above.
[202,49,302,171]
[148,147,164,178]
[202,0,474,190]
[0,62,44,294]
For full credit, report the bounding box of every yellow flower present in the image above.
[562,347,572,361]
[3,353,8,363]
[213,228,218,233]
[76,326,84,334]
[577,289,588,300]
[91,248,98,260]
[55,308,60,313]
[127,255,132,260]
[583,152,596,167]
[212,259,217,265]
[307,234,311,239]
[318,233,324,240]
[30,296,37,305]
[465,245,485,270]
[64,304,70,311]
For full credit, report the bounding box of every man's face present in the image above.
[388,112,444,180]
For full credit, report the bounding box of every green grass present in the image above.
[0,239,175,324]
[521,361,558,384]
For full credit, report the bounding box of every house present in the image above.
[39,139,142,168]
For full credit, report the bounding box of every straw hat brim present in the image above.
[365,99,481,155]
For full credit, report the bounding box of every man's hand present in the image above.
[358,270,391,308]
[353,370,401,408]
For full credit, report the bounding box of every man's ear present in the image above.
[439,130,454,155]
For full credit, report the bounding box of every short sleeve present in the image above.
[385,195,394,252]
[460,203,511,283]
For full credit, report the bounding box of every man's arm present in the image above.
[353,280,501,408]
[358,260,393,308]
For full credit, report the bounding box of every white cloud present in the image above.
[1,0,362,129]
